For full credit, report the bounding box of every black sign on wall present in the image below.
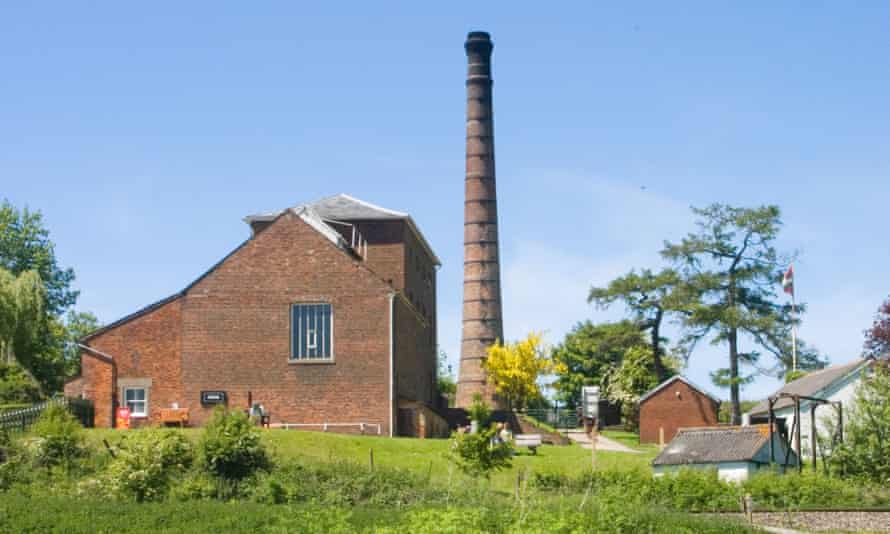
[200,391,228,406]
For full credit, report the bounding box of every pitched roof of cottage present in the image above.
[245,194,440,266]
[748,359,870,415]
[638,375,721,405]
[652,426,774,466]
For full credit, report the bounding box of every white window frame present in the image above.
[290,303,334,362]
[123,387,148,417]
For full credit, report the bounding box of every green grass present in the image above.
[601,429,661,455]
[85,428,654,492]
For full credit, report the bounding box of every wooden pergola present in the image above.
[767,392,843,472]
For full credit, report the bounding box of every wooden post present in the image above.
[590,421,597,471]
[810,404,817,471]
[369,448,374,471]
[659,427,665,448]
[768,398,775,466]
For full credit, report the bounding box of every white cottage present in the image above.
[747,359,871,457]
[652,425,798,482]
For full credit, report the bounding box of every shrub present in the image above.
[466,393,490,427]
[28,403,85,470]
[448,425,512,479]
[198,407,269,480]
[0,363,42,403]
[105,428,194,501]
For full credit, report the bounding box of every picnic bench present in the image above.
[514,433,542,454]
[159,408,189,427]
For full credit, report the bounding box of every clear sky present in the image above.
[2,2,888,401]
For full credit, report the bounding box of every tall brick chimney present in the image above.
[456,31,504,409]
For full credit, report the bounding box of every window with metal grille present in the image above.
[290,303,333,361]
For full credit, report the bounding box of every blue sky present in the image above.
[2,2,888,401]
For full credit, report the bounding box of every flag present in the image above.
[782,265,794,296]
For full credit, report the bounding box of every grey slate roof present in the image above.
[748,359,869,415]
[638,375,721,405]
[245,194,440,265]
[652,426,773,466]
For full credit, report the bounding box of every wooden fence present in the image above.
[0,397,94,433]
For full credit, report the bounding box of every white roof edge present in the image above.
[292,206,348,249]
[638,375,721,405]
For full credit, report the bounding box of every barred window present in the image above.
[291,303,333,361]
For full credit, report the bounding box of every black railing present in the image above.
[0,397,94,433]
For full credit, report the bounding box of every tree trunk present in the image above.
[729,327,741,425]
[651,308,668,382]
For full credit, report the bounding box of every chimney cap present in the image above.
[467,31,491,41]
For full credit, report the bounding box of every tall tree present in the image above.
[0,200,77,316]
[61,311,100,377]
[0,199,96,392]
[662,204,823,424]
[864,297,890,359]
[0,268,46,395]
[588,268,691,382]
[551,320,649,409]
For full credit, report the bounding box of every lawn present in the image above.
[85,428,655,492]
[600,429,661,454]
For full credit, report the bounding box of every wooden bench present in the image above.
[514,433,543,455]
[159,408,189,427]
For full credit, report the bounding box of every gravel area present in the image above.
[721,511,890,533]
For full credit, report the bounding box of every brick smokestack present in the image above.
[456,31,504,409]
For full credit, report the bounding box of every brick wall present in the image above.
[179,212,396,432]
[639,379,719,444]
[78,298,182,428]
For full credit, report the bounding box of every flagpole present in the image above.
[791,291,798,373]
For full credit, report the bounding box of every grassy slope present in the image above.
[85,428,656,492]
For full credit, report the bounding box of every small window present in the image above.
[124,387,147,417]
[291,303,333,360]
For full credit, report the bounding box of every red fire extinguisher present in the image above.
[116,406,131,429]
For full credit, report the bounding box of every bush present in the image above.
[0,363,42,403]
[28,403,85,470]
[466,393,490,427]
[448,425,512,479]
[105,428,194,501]
[198,407,269,480]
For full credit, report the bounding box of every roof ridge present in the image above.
[312,193,409,218]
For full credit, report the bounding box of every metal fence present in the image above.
[524,408,579,430]
[0,397,94,433]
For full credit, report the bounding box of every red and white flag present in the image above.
[782,265,794,296]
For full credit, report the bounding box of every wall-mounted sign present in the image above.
[200,391,228,406]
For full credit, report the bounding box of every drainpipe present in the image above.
[388,292,396,437]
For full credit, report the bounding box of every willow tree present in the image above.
[662,204,823,424]
[0,268,46,395]
[588,268,692,382]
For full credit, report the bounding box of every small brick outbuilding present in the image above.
[638,375,720,445]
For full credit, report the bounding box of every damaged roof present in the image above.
[652,426,787,466]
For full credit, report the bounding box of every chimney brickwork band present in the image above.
[456,31,504,409]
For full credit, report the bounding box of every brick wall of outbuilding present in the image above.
[639,378,720,444]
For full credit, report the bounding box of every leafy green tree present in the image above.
[0,200,98,392]
[662,204,825,424]
[199,407,270,480]
[61,311,100,377]
[589,268,692,382]
[602,345,677,430]
[826,362,890,483]
[0,268,46,395]
[448,425,513,479]
[436,348,456,404]
[551,320,648,409]
[0,200,77,316]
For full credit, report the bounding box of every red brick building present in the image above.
[65,194,446,437]
[638,375,720,445]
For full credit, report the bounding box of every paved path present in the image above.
[564,430,642,453]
